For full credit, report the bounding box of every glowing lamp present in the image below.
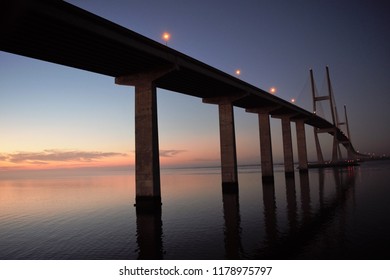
[162,32,171,45]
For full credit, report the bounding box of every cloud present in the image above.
[193,157,219,162]
[159,149,186,157]
[0,154,9,161]
[1,149,127,164]
[131,149,187,158]
[29,161,49,165]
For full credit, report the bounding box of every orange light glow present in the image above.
[162,32,171,44]
[235,69,241,75]
[291,98,296,103]
[270,87,276,94]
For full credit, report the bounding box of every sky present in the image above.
[1,0,389,171]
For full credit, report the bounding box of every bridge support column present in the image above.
[133,81,161,203]
[281,116,294,174]
[347,146,355,160]
[314,128,325,164]
[332,132,340,162]
[246,107,277,180]
[258,113,274,179]
[204,95,246,189]
[295,119,308,171]
[218,102,238,188]
[116,67,174,206]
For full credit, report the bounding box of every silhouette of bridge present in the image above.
[0,0,364,207]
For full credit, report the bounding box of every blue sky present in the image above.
[1,0,389,170]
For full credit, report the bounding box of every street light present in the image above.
[162,32,171,45]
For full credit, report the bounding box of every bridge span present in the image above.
[0,0,360,206]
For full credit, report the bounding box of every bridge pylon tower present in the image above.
[310,66,343,163]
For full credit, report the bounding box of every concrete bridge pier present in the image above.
[258,113,274,179]
[295,119,308,171]
[116,67,173,206]
[246,108,275,180]
[346,145,356,160]
[219,102,238,188]
[280,116,295,175]
[204,95,244,190]
[331,130,340,162]
[314,128,325,164]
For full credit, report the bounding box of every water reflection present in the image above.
[222,185,242,259]
[254,167,357,259]
[135,202,163,259]
[262,179,278,244]
[295,167,357,259]
[285,174,298,233]
[133,167,359,259]
[0,165,367,259]
[318,169,325,209]
[299,172,312,224]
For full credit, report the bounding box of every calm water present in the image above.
[1,161,389,260]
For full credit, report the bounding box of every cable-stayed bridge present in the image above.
[0,0,366,206]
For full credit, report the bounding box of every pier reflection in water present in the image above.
[2,162,389,260]
[222,184,242,259]
[262,179,278,245]
[135,202,163,259]
[135,165,360,259]
[285,174,298,234]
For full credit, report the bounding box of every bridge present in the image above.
[0,0,362,207]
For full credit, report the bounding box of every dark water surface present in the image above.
[1,161,389,259]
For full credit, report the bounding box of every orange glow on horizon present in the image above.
[0,149,221,172]
[0,154,133,172]
[235,69,241,75]
[270,87,276,94]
